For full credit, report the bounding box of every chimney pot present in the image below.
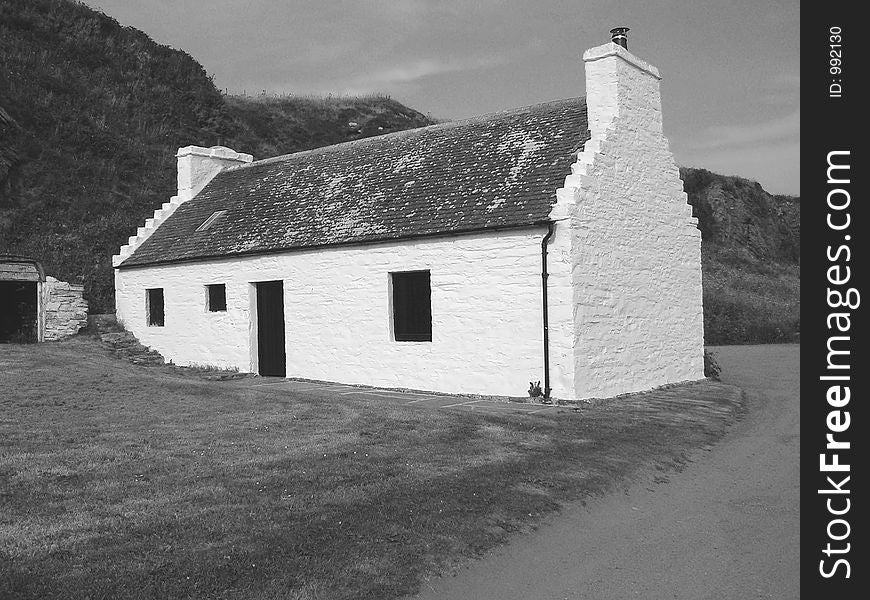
[609,27,630,49]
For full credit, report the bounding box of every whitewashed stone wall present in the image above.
[176,146,253,202]
[556,43,704,399]
[539,221,575,398]
[42,276,88,341]
[113,42,704,401]
[113,146,252,267]
[115,228,571,398]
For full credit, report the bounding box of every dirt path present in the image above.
[414,344,800,599]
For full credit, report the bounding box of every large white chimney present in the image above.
[582,28,664,138]
[176,145,253,201]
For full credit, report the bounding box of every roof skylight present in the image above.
[195,210,227,232]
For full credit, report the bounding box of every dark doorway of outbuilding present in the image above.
[0,281,38,343]
[255,280,286,377]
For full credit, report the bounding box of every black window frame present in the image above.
[391,270,432,342]
[146,288,164,327]
[206,283,227,312]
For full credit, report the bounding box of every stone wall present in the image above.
[111,43,704,401]
[560,43,705,399]
[42,276,88,341]
[113,146,253,268]
[115,228,570,398]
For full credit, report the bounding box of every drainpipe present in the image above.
[541,221,556,399]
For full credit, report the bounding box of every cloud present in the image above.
[366,0,430,25]
[770,72,801,89]
[279,40,364,67]
[284,53,508,96]
[757,72,800,105]
[366,55,506,86]
[676,141,800,196]
[682,108,799,152]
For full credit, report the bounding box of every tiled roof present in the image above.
[120,98,589,267]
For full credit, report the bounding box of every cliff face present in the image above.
[681,167,800,265]
[680,168,800,344]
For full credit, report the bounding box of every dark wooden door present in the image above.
[0,281,38,342]
[256,281,286,377]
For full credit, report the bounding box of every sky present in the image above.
[85,0,800,196]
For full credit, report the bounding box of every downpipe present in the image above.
[541,221,555,399]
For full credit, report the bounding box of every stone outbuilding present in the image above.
[112,33,704,401]
[0,255,88,342]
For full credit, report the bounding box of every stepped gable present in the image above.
[119,98,589,267]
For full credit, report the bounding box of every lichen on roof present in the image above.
[121,97,589,267]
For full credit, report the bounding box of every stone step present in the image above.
[130,354,165,366]
[89,315,167,367]
[100,332,138,346]
[112,343,151,355]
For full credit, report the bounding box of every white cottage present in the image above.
[113,32,704,401]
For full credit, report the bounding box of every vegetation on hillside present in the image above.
[225,93,436,160]
[1,0,798,344]
[682,168,800,344]
[1,0,230,308]
[0,0,433,311]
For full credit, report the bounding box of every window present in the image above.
[391,270,431,342]
[146,288,164,326]
[206,284,227,312]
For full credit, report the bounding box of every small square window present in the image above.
[206,284,227,312]
[391,270,431,342]
[146,288,164,327]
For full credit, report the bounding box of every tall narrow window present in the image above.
[146,288,164,326]
[391,270,432,342]
[206,284,227,312]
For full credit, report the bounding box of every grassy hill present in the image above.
[1,0,798,344]
[0,0,231,307]
[0,0,434,311]
[682,168,800,344]
[224,94,438,160]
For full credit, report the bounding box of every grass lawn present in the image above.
[1,337,743,600]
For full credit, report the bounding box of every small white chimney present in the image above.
[583,28,663,138]
[176,145,253,201]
